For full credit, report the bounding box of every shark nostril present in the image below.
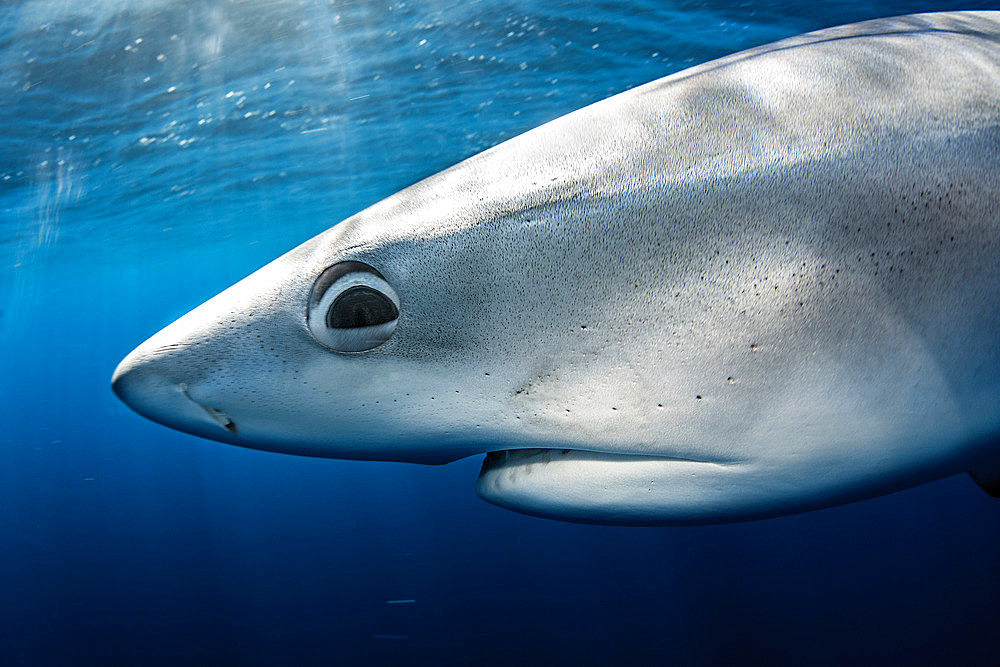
[198,404,238,435]
[178,385,237,435]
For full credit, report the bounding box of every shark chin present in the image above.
[474,446,989,526]
[476,449,758,525]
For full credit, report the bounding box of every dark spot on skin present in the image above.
[696,395,703,401]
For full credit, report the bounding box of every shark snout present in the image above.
[112,347,238,441]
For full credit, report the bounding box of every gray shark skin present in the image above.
[113,11,1000,525]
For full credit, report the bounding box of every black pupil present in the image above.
[326,286,398,329]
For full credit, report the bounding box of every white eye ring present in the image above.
[307,262,400,353]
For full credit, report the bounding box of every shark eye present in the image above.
[307,261,400,353]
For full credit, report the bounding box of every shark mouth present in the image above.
[480,447,728,471]
[476,448,745,525]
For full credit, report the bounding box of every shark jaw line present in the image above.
[481,447,741,469]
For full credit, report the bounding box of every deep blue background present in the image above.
[2,1,999,664]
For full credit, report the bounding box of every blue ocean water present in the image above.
[2,0,999,664]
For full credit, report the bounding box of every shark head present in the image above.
[113,11,1000,523]
[111,206,523,465]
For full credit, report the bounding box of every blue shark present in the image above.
[113,11,1000,524]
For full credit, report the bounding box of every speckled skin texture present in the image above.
[113,12,1000,524]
